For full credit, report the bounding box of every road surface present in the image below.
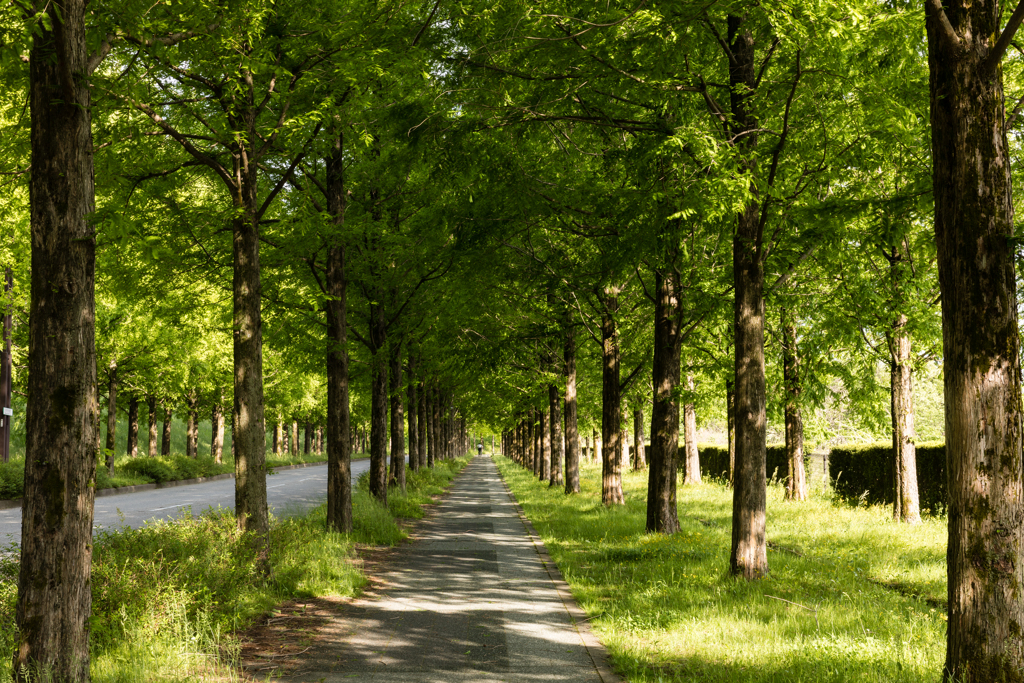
[0,458,380,547]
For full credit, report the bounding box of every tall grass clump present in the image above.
[495,455,947,683]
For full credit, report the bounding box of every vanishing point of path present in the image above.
[272,454,619,683]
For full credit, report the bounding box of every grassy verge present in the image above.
[0,456,470,681]
[495,455,947,683]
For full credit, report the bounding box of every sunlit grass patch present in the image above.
[495,455,947,683]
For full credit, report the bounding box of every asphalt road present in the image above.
[0,457,380,547]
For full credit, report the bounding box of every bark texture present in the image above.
[683,373,700,485]
[647,270,681,533]
[563,326,580,494]
[926,2,1024,678]
[728,14,768,580]
[549,384,563,487]
[127,397,139,457]
[389,347,406,492]
[325,136,352,533]
[15,0,98,674]
[781,308,807,501]
[211,403,224,463]
[632,407,646,471]
[600,288,624,506]
[161,405,172,456]
[407,355,418,473]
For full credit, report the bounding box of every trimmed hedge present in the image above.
[679,444,797,483]
[829,441,946,513]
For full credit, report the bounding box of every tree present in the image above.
[925,0,1024,677]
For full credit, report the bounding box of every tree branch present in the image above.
[985,0,1024,73]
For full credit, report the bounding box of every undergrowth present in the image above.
[495,455,947,683]
[0,456,470,681]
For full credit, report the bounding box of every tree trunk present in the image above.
[389,345,406,492]
[186,394,198,459]
[632,407,646,471]
[647,269,681,533]
[126,397,139,458]
[426,384,435,468]
[290,421,298,458]
[782,307,808,501]
[417,378,427,469]
[888,320,920,523]
[593,429,600,463]
[303,421,311,455]
[273,421,281,456]
[147,396,158,457]
[15,1,98,672]
[228,94,269,560]
[728,14,768,581]
[105,361,117,473]
[407,355,418,473]
[727,380,736,486]
[926,4,1024,677]
[368,313,389,505]
[549,383,563,487]
[563,325,580,494]
[161,404,172,456]
[600,288,624,506]
[325,142,352,531]
[683,373,700,485]
[212,403,224,464]
[540,405,550,482]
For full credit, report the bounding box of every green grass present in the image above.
[495,455,947,683]
[0,456,471,682]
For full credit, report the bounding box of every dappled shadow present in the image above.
[258,457,606,683]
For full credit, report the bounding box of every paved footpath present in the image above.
[274,454,619,683]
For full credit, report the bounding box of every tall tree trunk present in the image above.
[325,160,352,531]
[683,373,700,485]
[273,421,281,456]
[147,396,158,457]
[417,378,427,469]
[105,361,117,473]
[226,95,269,560]
[161,404,172,456]
[407,355,418,473]
[186,394,198,459]
[888,320,920,523]
[632,407,646,470]
[389,344,406,492]
[647,269,681,533]
[15,0,98,673]
[727,380,736,486]
[728,14,768,580]
[601,287,624,506]
[303,421,311,455]
[549,384,563,487]
[212,403,224,464]
[782,306,808,501]
[127,397,139,457]
[290,421,298,458]
[368,307,389,504]
[593,429,600,463]
[540,405,550,482]
[426,384,435,468]
[927,3,1024,677]
[563,325,580,494]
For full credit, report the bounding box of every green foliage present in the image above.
[496,455,946,683]
[829,442,947,515]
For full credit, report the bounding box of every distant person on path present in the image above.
[477,442,483,455]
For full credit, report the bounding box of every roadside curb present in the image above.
[0,460,329,511]
[491,456,624,683]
